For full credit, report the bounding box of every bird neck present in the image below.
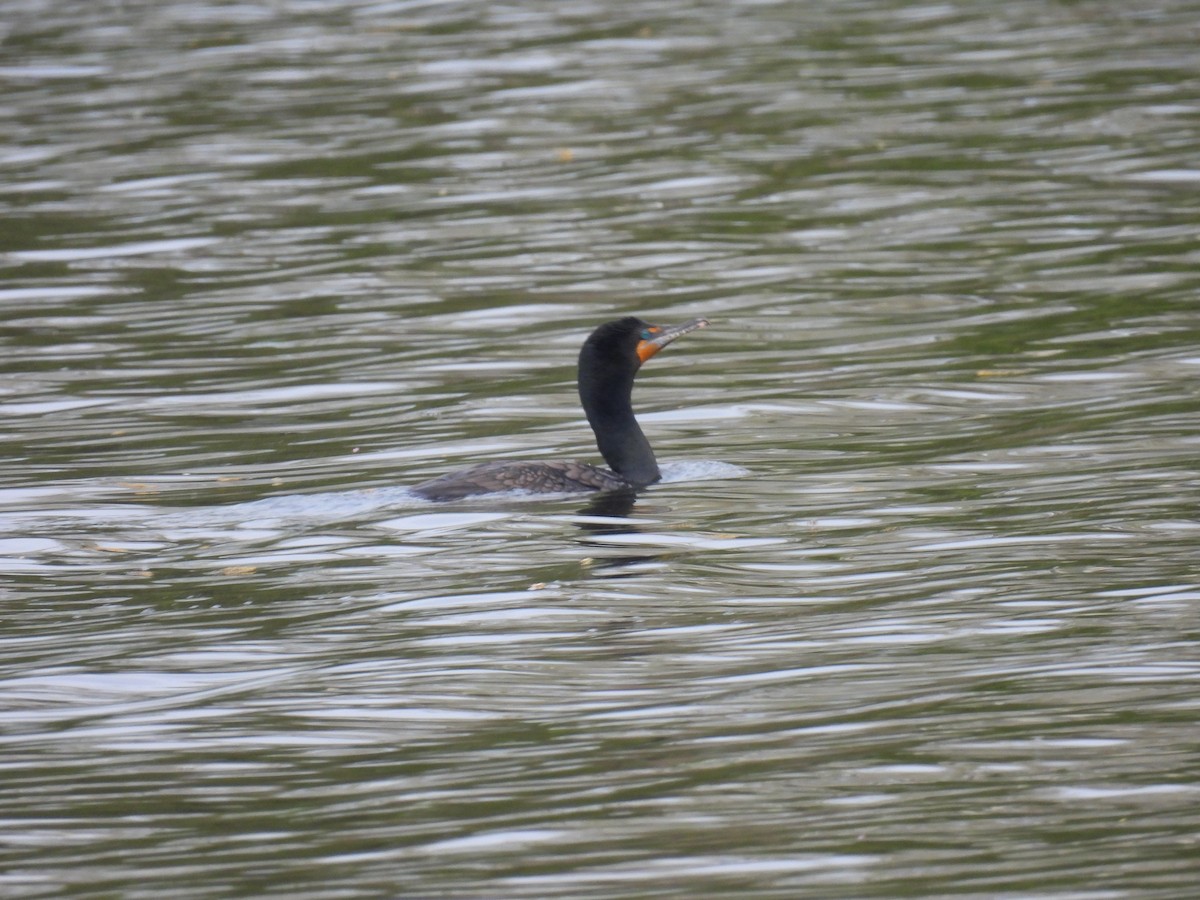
[578,363,661,487]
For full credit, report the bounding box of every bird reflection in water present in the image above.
[573,488,666,576]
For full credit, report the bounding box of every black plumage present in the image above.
[412,316,708,501]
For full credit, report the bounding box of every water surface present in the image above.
[2,1,1199,896]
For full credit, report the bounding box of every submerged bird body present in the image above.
[408,459,628,501]
[412,316,708,501]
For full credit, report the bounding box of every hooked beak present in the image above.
[636,317,709,363]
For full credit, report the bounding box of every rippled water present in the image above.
[3,0,1199,896]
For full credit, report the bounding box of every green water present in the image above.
[2,1,1199,897]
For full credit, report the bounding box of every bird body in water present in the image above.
[412,316,708,501]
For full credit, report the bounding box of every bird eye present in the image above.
[641,329,652,340]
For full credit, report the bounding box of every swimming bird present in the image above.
[411,316,709,501]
